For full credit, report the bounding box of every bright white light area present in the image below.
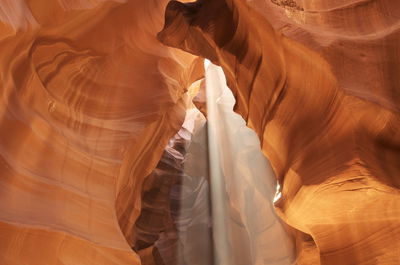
[204,58,211,69]
[273,182,282,203]
[205,62,294,264]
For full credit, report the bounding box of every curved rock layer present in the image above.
[0,1,202,264]
[158,0,400,264]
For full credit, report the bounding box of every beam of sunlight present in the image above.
[205,59,233,265]
[205,60,295,265]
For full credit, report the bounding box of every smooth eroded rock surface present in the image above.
[158,0,400,264]
[0,1,202,264]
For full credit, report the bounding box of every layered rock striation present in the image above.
[1,0,399,264]
[158,0,400,264]
[0,1,202,264]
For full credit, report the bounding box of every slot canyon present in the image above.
[0,0,399,265]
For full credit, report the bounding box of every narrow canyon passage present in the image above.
[134,62,295,265]
[1,1,399,264]
[134,104,214,265]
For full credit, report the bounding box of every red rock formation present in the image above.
[158,0,400,264]
[0,1,202,264]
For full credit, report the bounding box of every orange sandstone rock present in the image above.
[0,1,201,264]
[159,0,400,264]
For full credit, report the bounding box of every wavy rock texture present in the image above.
[0,1,202,264]
[159,0,400,264]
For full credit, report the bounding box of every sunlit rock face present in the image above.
[159,0,400,264]
[0,1,202,264]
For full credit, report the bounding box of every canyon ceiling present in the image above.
[0,0,399,265]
